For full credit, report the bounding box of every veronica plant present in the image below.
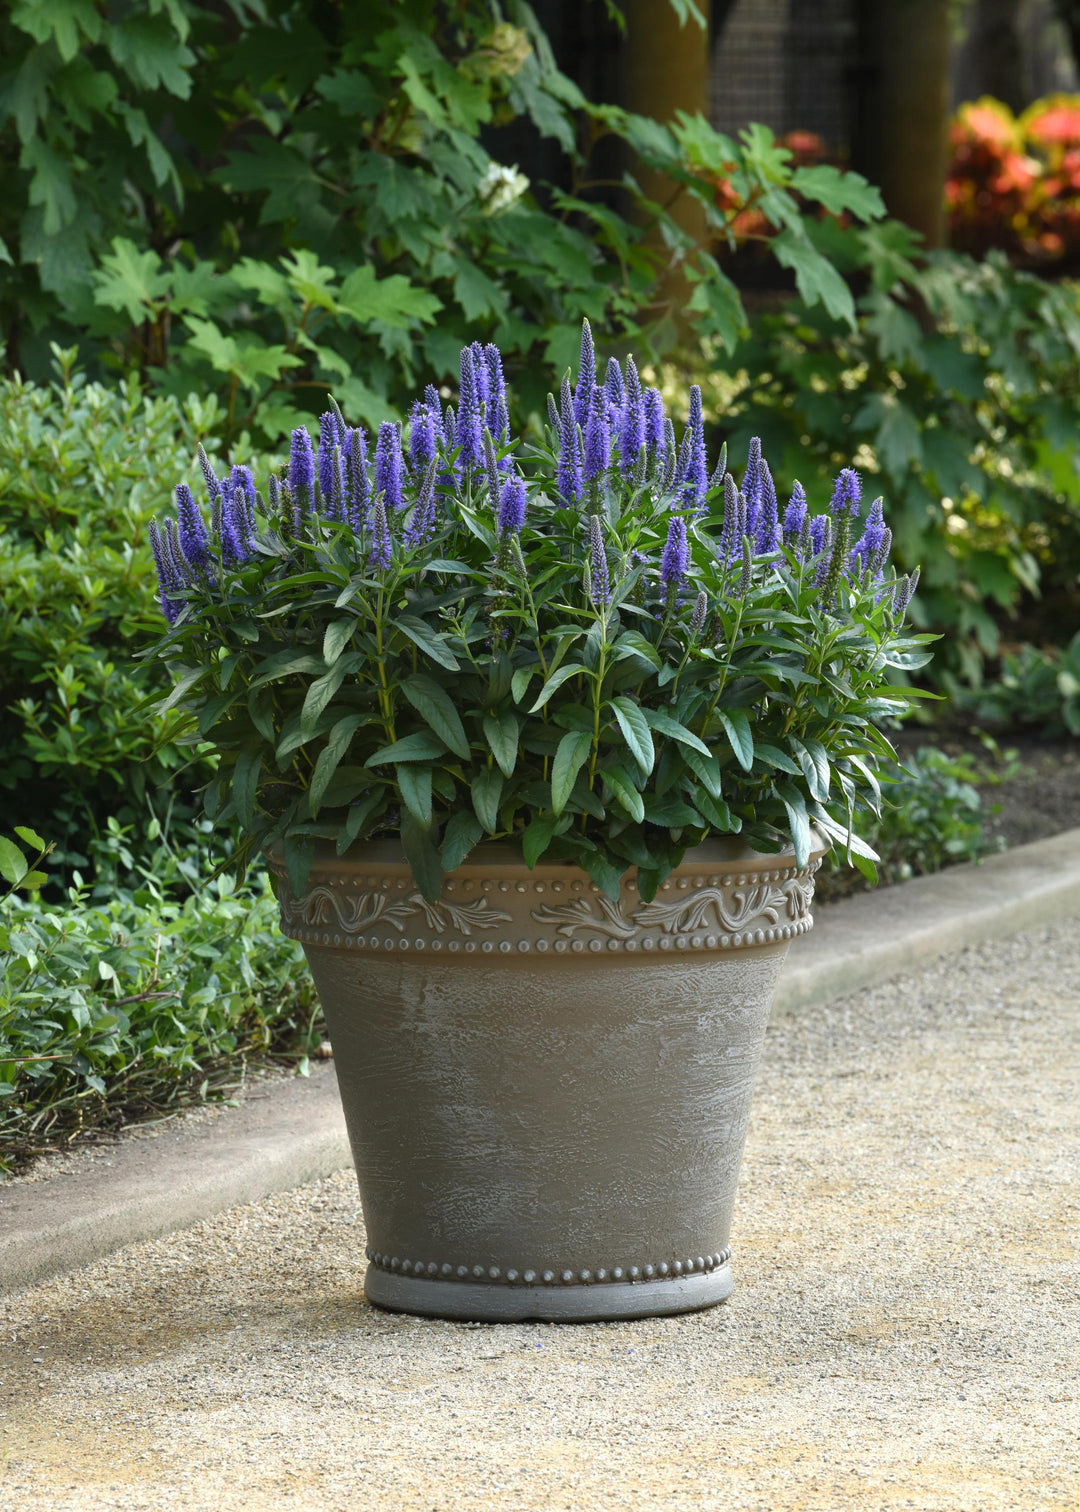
[144,325,932,903]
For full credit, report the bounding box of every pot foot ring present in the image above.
[364,1262,734,1322]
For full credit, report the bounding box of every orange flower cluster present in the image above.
[947,94,1080,262]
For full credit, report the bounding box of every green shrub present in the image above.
[963,631,1080,734]
[815,745,1006,903]
[0,1,885,442]
[0,355,276,868]
[0,824,318,1175]
[710,234,1080,683]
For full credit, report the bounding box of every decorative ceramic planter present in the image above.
[271,837,823,1323]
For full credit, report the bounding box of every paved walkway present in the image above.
[1,920,1077,1511]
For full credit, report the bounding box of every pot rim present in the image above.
[266,829,830,883]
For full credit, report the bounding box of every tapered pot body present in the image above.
[272,839,820,1322]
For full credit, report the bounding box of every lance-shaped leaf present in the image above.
[551,730,592,815]
[608,696,655,774]
[401,674,470,759]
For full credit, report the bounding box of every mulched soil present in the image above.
[901,729,1080,849]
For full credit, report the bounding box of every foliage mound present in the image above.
[144,324,931,902]
[0,824,317,1177]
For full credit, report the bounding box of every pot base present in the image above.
[364,1262,734,1323]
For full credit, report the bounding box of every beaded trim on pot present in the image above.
[364,1245,732,1286]
[275,861,821,956]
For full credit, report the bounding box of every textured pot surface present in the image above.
[272,839,821,1322]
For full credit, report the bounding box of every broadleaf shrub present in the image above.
[670,229,1080,682]
[0,352,276,870]
[0,1,887,442]
[0,822,318,1176]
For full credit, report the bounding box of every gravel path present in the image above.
[2,921,1077,1512]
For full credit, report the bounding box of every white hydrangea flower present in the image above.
[476,162,529,216]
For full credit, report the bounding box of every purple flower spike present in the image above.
[678,384,708,509]
[557,375,583,504]
[229,464,257,542]
[148,520,182,623]
[369,494,392,571]
[498,473,527,538]
[405,461,439,550]
[345,428,369,530]
[485,344,510,447]
[374,422,404,510]
[850,497,889,577]
[469,341,490,408]
[318,412,339,504]
[175,483,210,571]
[574,320,597,425]
[196,444,222,503]
[604,356,624,410]
[783,481,807,541]
[719,473,740,563]
[288,427,316,512]
[583,384,610,484]
[754,460,780,553]
[409,403,439,474]
[589,513,610,608]
[660,514,689,604]
[742,437,763,539]
[809,513,831,558]
[457,346,485,470]
[830,467,861,516]
[643,387,665,454]
[220,483,250,566]
[690,589,708,636]
[618,356,645,477]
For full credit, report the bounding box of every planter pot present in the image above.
[271,837,823,1323]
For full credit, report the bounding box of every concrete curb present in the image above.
[3,826,1079,1296]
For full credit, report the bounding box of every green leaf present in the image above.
[0,837,27,886]
[394,615,460,671]
[323,619,355,665]
[157,664,210,713]
[790,735,830,803]
[400,810,443,903]
[753,743,802,776]
[680,745,723,797]
[529,662,585,712]
[300,659,352,737]
[776,782,812,869]
[396,763,433,829]
[693,789,738,833]
[790,164,884,221]
[642,709,712,758]
[611,630,661,669]
[551,730,592,815]
[511,667,535,705]
[472,766,504,833]
[643,796,702,829]
[338,264,442,330]
[401,675,470,760]
[21,138,78,236]
[13,827,46,851]
[601,765,645,823]
[214,139,319,223]
[311,714,366,814]
[717,709,754,771]
[91,237,169,321]
[608,696,655,775]
[772,227,855,327]
[441,812,483,872]
[232,748,261,827]
[522,814,559,867]
[482,710,519,778]
[366,731,447,766]
[284,834,314,898]
[336,791,387,856]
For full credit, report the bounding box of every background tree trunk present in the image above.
[854,0,952,248]
[623,0,710,319]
